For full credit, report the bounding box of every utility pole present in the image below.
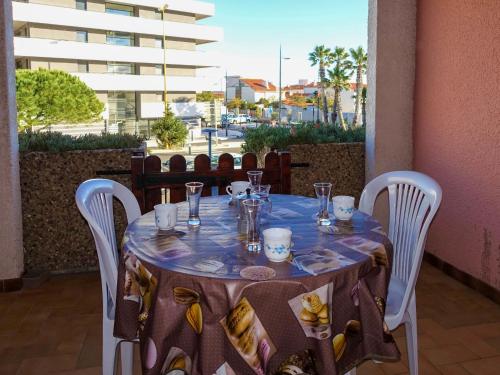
[278,45,282,126]
[278,45,290,126]
[160,4,168,114]
[225,71,228,137]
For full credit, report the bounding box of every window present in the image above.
[107,62,136,75]
[106,31,134,47]
[76,31,88,43]
[154,37,163,49]
[105,3,134,16]
[108,92,137,121]
[155,65,163,75]
[154,9,163,20]
[76,0,87,10]
[77,61,89,73]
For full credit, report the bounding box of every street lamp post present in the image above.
[225,71,228,137]
[278,45,290,126]
[159,4,169,114]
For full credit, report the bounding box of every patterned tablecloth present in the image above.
[115,195,400,375]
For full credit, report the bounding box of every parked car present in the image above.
[235,114,251,124]
[222,113,238,126]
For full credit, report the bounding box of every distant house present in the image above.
[283,84,306,97]
[226,76,278,104]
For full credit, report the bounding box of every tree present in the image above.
[327,65,351,130]
[309,45,334,124]
[16,69,104,132]
[257,98,271,107]
[361,87,367,127]
[151,105,188,149]
[196,91,215,102]
[240,100,249,111]
[349,46,367,128]
[329,47,352,128]
[227,98,242,110]
[288,94,308,108]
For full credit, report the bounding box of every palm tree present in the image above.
[349,46,367,128]
[361,87,367,127]
[327,65,351,130]
[329,47,352,127]
[309,45,333,124]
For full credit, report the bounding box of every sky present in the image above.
[198,0,368,88]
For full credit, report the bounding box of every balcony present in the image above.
[72,73,212,92]
[111,0,215,19]
[14,37,220,68]
[1,1,500,375]
[12,2,223,44]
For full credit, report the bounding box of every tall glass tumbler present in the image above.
[247,170,263,191]
[314,182,332,226]
[243,198,264,253]
[253,184,272,216]
[185,182,204,226]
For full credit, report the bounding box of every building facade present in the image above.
[11,0,222,128]
[226,76,278,104]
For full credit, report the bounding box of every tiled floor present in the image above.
[1,263,500,375]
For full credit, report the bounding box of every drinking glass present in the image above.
[247,171,263,190]
[314,182,332,226]
[243,198,264,252]
[253,184,272,215]
[185,182,204,226]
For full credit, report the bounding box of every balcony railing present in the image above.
[14,37,220,68]
[12,2,223,44]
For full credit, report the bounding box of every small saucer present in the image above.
[240,266,276,281]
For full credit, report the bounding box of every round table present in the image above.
[115,195,400,375]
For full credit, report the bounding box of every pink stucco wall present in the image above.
[414,0,500,289]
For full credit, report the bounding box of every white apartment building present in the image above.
[11,0,223,128]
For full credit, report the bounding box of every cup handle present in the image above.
[226,186,232,196]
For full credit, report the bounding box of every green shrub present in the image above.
[16,69,104,131]
[241,122,365,155]
[151,108,188,149]
[19,131,143,152]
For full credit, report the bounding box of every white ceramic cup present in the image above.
[154,203,177,230]
[332,195,355,221]
[263,228,292,262]
[226,181,250,200]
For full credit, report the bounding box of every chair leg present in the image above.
[102,325,118,375]
[120,341,135,375]
[405,295,418,375]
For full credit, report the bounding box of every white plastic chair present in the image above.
[76,179,142,375]
[358,171,442,375]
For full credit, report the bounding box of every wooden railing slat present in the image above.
[242,153,257,170]
[131,151,291,213]
[217,153,234,194]
[194,154,212,197]
[169,154,187,203]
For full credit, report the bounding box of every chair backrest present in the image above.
[359,171,442,314]
[131,151,292,213]
[75,179,141,319]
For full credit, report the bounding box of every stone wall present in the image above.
[290,143,365,200]
[20,149,139,274]
[19,143,364,274]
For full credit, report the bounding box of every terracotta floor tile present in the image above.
[421,344,479,366]
[460,355,500,375]
[0,263,499,375]
[54,366,102,375]
[16,354,77,375]
[357,360,386,375]
[438,364,472,375]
